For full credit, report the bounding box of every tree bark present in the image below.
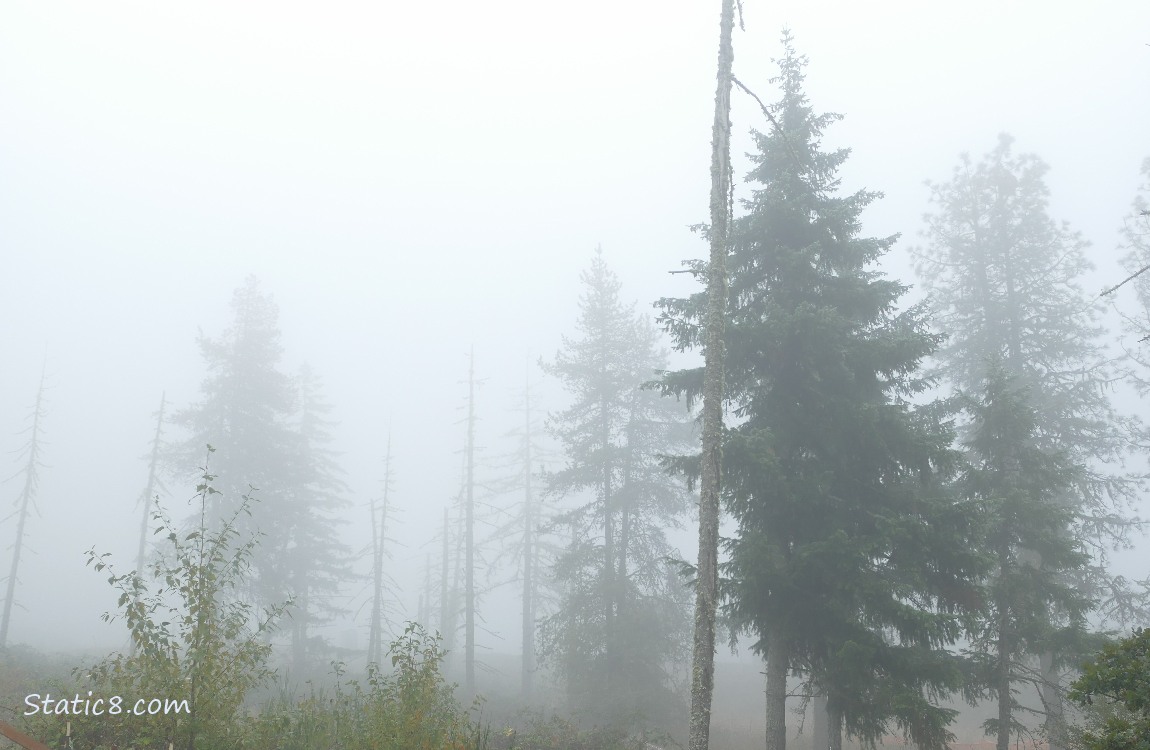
[811,694,829,750]
[827,700,843,750]
[1040,651,1065,750]
[687,0,734,747]
[465,347,477,694]
[764,630,789,750]
[522,378,536,701]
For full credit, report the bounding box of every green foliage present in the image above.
[539,249,693,729]
[657,31,981,749]
[1068,628,1150,750]
[171,277,353,671]
[22,451,282,749]
[240,623,487,750]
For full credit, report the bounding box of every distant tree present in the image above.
[485,367,556,702]
[171,277,351,673]
[657,33,983,750]
[958,368,1095,750]
[1117,158,1150,362]
[0,368,47,652]
[281,364,353,674]
[916,135,1138,750]
[540,249,694,728]
[135,394,167,585]
[367,436,394,669]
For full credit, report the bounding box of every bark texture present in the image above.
[764,630,788,750]
[687,0,734,748]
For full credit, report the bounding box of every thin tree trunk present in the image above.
[995,563,1012,750]
[465,346,477,694]
[601,394,617,691]
[688,0,734,747]
[522,378,535,701]
[811,694,829,750]
[827,701,843,750]
[440,506,450,639]
[0,370,47,652]
[136,393,166,579]
[1040,652,1065,750]
[764,629,789,750]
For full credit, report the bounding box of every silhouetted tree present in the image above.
[171,278,351,673]
[916,135,1138,750]
[0,368,47,652]
[541,249,694,728]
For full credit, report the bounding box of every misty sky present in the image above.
[2,1,1148,656]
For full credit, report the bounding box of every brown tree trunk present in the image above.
[687,0,734,748]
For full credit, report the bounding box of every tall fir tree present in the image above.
[918,136,1140,748]
[957,367,1093,750]
[171,277,350,673]
[540,249,694,729]
[282,364,352,674]
[657,33,982,750]
[916,135,1138,750]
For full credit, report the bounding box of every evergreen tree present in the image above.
[916,136,1138,748]
[540,249,694,728]
[171,277,351,673]
[657,33,982,750]
[958,367,1092,750]
[282,364,353,674]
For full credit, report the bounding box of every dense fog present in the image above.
[2,2,1149,749]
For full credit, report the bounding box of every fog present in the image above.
[2,1,1149,747]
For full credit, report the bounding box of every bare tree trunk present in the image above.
[465,346,477,694]
[765,630,788,750]
[688,0,734,748]
[811,694,829,750]
[0,369,47,652]
[367,438,392,668]
[136,393,166,579]
[522,377,536,701]
[440,506,450,637]
[995,567,1012,750]
[601,394,617,692]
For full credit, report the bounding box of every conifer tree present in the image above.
[917,136,1137,749]
[658,34,981,750]
[172,277,351,673]
[958,367,1092,750]
[541,249,694,728]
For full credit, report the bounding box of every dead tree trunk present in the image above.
[688,0,734,748]
[1,370,47,652]
[521,378,536,701]
[367,437,392,668]
[135,393,166,580]
[465,346,477,694]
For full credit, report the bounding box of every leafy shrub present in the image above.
[240,622,487,750]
